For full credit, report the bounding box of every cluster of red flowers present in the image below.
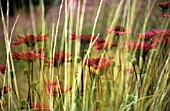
[71,32,119,50]
[12,33,73,66]
[12,33,48,62]
[45,80,72,97]
[11,27,169,71]
[124,29,170,53]
[159,1,170,18]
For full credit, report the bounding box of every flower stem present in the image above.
[132,63,138,80]
[31,61,34,102]
[81,43,85,96]
[27,61,31,105]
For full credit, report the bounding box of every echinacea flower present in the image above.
[151,29,170,44]
[106,26,132,36]
[152,29,170,38]
[159,1,170,18]
[161,13,167,18]
[137,31,155,40]
[12,32,48,47]
[0,86,11,97]
[70,34,104,45]
[13,49,46,61]
[95,40,118,50]
[159,1,170,10]
[153,37,170,44]
[84,56,113,70]
[45,51,72,67]
[137,29,170,45]
[30,102,50,111]
[45,80,72,97]
[123,41,157,53]
[0,64,7,74]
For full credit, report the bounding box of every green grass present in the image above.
[0,0,170,111]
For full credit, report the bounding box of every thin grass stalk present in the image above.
[63,0,68,110]
[0,2,21,110]
[50,0,64,110]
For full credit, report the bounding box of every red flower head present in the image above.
[13,49,46,61]
[36,33,49,42]
[0,64,7,74]
[123,41,157,53]
[54,52,72,64]
[95,40,118,50]
[137,31,155,40]
[70,34,104,45]
[159,1,170,9]
[137,29,170,45]
[161,13,167,18]
[84,56,113,70]
[45,80,62,96]
[159,1,170,18]
[0,86,11,97]
[30,102,50,111]
[152,29,170,38]
[153,37,170,44]
[45,52,72,67]
[151,29,170,44]
[12,32,48,47]
[45,80,72,97]
[106,26,132,36]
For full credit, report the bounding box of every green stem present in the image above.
[88,67,92,82]
[31,61,34,102]
[27,61,31,105]
[81,43,85,96]
[34,88,41,101]
[132,62,138,80]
